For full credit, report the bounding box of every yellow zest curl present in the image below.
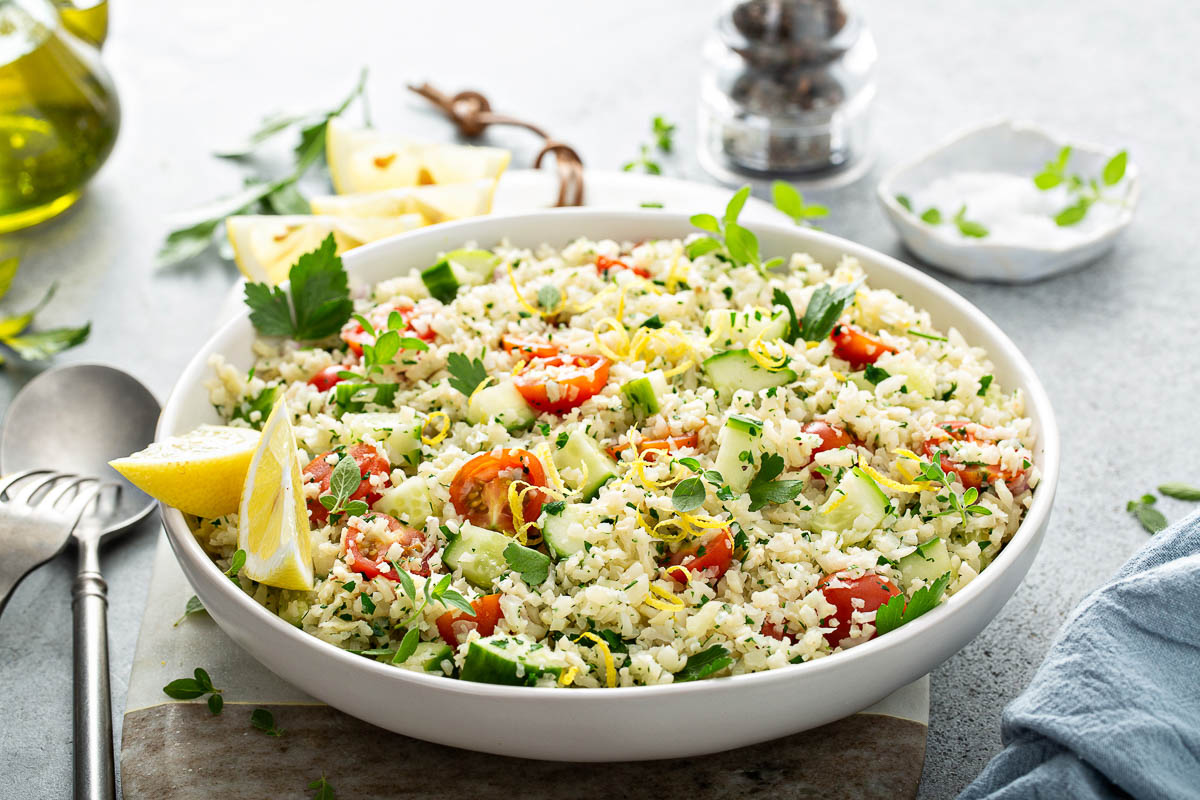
[559,666,578,686]
[507,262,566,318]
[824,491,848,515]
[860,464,929,494]
[468,375,496,405]
[665,565,693,584]
[665,244,687,293]
[421,412,451,446]
[574,632,617,688]
[592,317,631,361]
[643,582,686,612]
[747,334,790,371]
[635,510,690,542]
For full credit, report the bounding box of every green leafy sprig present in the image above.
[874,572,952,635]
[1034,146,1128,227]
[317,452,369,521]
[503,543,552,585]
[1127,494,1167,534]
[162,667,224,714]
[1159,483,1200,502]
[351,310,429,374]
[895,196,989,238]
[746,453,804,512]
[674,644,733,682]
[798,279,861,342]
[0,258,90,365]
[446,352,488,397]
[250,708,285,737]
[914,454,992,526]
[308,776,336,800]
[174,595,206,626]
[688,187,784,275]
[243,234,354,341]
[623,144,662,175]
[771,181,828,226]
[652,115,676,153]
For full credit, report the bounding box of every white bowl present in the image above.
[159,210,1060,761]
[877,119,1139,283]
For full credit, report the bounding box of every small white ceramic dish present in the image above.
[159,210,1060,761]
[877,120,1139,283]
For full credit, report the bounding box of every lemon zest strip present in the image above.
[574,632,617,688]
[643,583,686,612]
[824,491,848,514]
[747,334,790,371]
[467,375,496,405]
[592,318,631,361]
[665,565,692,584]
[507,262,566,318]
[421,412,451,446]
[859,464,926,494]
[559,666,578,686]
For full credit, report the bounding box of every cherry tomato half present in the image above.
[436,593,502,648]
[818,572,902,648]
[513,354,610,414]
[303,444,392,527]
[761,620,794,643]
[830,325,897,368]
[596,255,651,279]
[343,513,430,579]
[666,529,734,584]
[308,365,347,392]
[449,449,547,535]
[605,433,701,462]
[339,302,437,357]
[921,420,1027,491]
[501,334,559,359]
[801,421,855,466]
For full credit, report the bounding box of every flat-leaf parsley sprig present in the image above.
[445,352,489,397]
[874,571,952,635]
[243,234,354,341]
[688,186,785,275]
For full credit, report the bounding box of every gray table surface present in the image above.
[2,0,1197,797]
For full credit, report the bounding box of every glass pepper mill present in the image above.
[699,0,876,181]
[0,0,119,233]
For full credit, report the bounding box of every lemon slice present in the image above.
[227,214,425,285]
[237,398,312,591]
[310,178,497,224]
[109,425,261,518]
[326,118,511,194]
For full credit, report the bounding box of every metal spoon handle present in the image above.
[72,536,115,800]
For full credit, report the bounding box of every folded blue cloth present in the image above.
[960,510,1200,800]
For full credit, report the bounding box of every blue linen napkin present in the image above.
[960,510,1200,800]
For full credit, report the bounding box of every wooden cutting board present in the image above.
[121,534,928,800]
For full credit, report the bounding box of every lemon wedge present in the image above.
[237,397,312,591]
[310,178,497,224]
[325,118,511,194]
[227,214,425,285]
[109,425,260,518]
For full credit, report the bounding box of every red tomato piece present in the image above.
[302,444,392,527]
[800,421,856,466]
[666,529,734,584]
[818,572,902,648]
[343,514,430,579]
[501,334,559,359]
[760,620,794,643]
[307,365,347,392]
[513,354,610,414]
[436,593,502,648]
[921,420,1027,491]
[605,433,701,462]
[449,449,547,535]
[595,254,651,279]
[339,302,436,357]
[830,324,897,368]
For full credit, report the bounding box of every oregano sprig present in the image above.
[688,187,785,275]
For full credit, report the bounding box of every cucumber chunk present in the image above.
[702,350,797,399]
[460,635,566,686]
[541,504,591,559]
[342,411,422,467]
[705,308,789,347]
[399,641,454,675]
[552,431,617,499]
[421,249,500,303]
[442,523,513,588]
[714,414,763,494]
[620,370,668,420]
[374,476,434,525]
[420,259,459,303]
[897,537,951,587]
[467,380,535,431]
[817,467,889,540]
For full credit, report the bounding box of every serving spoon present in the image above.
[1,364,160,800]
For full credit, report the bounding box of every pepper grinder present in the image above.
[699,0,876,183]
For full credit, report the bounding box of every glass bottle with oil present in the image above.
[0,0,119,233]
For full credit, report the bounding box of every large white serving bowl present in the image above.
[159,210,1060,762]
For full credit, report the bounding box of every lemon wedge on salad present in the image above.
[227,214,425,285]
[238,397,313,591]
[325,118,510,194]
[310,178,497,224]
[109,425,260,518]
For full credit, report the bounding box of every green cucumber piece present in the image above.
[399,641,454,675]
[705,308,789,347]
[421,259,459,303]
[714,414,763,494]
[817,467,889,538]
[620,370,668,419]
[541,504,591,559]
[341,412,422,467]
[702,350,797,399]
[897,537,951,587]
[460,635,565,686]
[442,523,513,588]
[445,249,500,283]
[552,430,617,499]
[374,476,434,525]
[467,380,536,431]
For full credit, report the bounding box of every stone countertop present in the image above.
[1,1,1197,797]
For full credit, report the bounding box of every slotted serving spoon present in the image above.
[1,364,160,800]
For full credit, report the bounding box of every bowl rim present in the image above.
[160,207,1061,699]
[876,117,1140,255]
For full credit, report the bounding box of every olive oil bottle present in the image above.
[53,0,108,48]
[0,0,118,233]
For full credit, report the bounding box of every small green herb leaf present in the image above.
[977,375,993,396]
[250,707,285,737]
[895,194,913,211]
[1102,150,1127,186]
[674,645,733,682]
[391,627,420,665]
[874,572,952,635]
[771,288,800,345]
[174,595,207,627]
[503,543,551,586]
[652,115,676,152]
[308,776,336,800]
[446,352,488,397]
[1158,483,1200,502]
[746,453,804,511]
[671,476,707,513]
[799,280,860,342]
[1127,494,1168,534]
[919,207,942,225]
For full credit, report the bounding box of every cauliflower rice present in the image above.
[197,235,1038,688]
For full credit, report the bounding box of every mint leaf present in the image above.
[250,707,285,737]
[391,627,420,665]
[674,645,733,682]
[503,542,551,585]
[173,595,207,627]
[1127,495,1168,534]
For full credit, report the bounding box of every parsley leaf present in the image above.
[799,280,860,342]
[977,375,993,396]
[446,352,488,397]
[1159,483,1200,502]
[874,572,952,635]
[503,542,551,585]
[1127,494,1168,533]
[863,364,890,385]
[671,476,706,513]
[746,453,804,511]
[243,234,353,340]
[2,322,90,360]
[674,645,733,682]
[771,288,800,345]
